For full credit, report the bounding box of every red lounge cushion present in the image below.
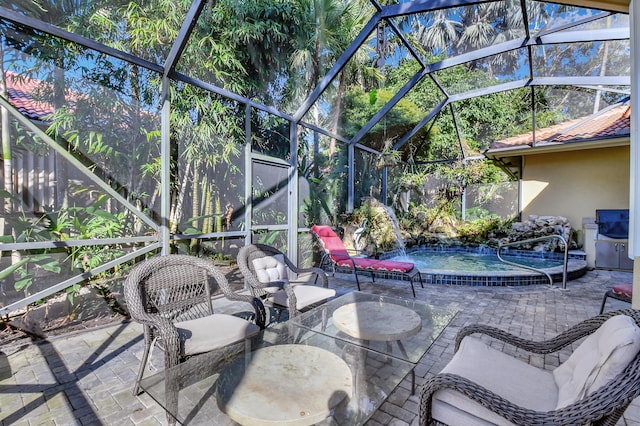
[372,260,415,273]
[312,225,415,273]
[311,225,349,258]
[311,225,336,238]
[613,284,633,298]
[340,258,379,269]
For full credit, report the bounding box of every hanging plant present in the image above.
[376,138,402,169]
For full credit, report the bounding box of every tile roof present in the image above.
[4,71,55,121]
[489,103,631,150]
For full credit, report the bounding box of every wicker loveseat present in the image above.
[420,309,640,426]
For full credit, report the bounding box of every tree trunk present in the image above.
[170,160,191,234]
[329,70,347,162]
[201,178,211,235]
[214,193,222,233]
[189,162,201,252]
[593,40,609,114]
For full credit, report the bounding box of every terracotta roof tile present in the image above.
[489,104,631,150]
[4,71,55,121]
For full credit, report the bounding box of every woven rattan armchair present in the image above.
[237,244,335,320]
[420,309,640,426]
[124,254,266,415]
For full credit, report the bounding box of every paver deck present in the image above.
[0,267,638,425]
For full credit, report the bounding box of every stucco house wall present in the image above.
[521,144,630,242]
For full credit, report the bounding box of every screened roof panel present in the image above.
[534,86,609,130]
[421,106,463,161]
[173,0,378,116]
[175,0,296,112]
[0,0,631,164]
[336,23,427,145]
[433,49,529,94]
[563,12,629,30]
[404,1,526,62]
[301,26,380,131]
[526,1,607,36]
[5,0,189,66]
[400,73,446,118]
[454,89,534,151]
[352,84,428,150]
[532,40,630,78]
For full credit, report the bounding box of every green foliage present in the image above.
[350,200,401,254]
[298,138,336,226]
[456,217,513,245]
[0,192,63,296]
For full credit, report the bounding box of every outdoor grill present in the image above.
[596,209,629,239]
[595,209,633,270]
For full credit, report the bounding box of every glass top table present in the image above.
[139,320,415,425]
[139,291,457,425]
[291,291,458,365]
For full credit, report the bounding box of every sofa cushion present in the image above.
[252,254,288,287]
[176,314,261,356]
[432,335,557,426]
[553,314,640,408]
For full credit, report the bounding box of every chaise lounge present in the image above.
[311,225,423,297]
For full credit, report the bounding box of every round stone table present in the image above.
[217,344,352,426]
[332,301,422,341]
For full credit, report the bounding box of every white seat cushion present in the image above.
[553,314,640,408]
[269,285,336,310]
[176,314,261,356]
[432,335,558,426]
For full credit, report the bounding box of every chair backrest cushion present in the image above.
[252,254,288,283]
[553,314,640,408]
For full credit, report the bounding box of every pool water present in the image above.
[387,251,563,272]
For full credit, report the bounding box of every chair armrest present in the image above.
[249,280,286,290]
[290,267,329,288]
[420,373,543,425]
[454,324,571,354]
[455,309,631,354]
[222,292,267,329]
[131,312,182,366]
[420,367,640,426]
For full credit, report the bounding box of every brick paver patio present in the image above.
[1,267,638,425]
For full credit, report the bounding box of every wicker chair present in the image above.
[237,244,335,320]
[419,309,640,426]
[124,255,266,403]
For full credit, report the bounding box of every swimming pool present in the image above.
[383,246,587,286]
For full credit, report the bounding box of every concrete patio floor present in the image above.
[0,267,638,425]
